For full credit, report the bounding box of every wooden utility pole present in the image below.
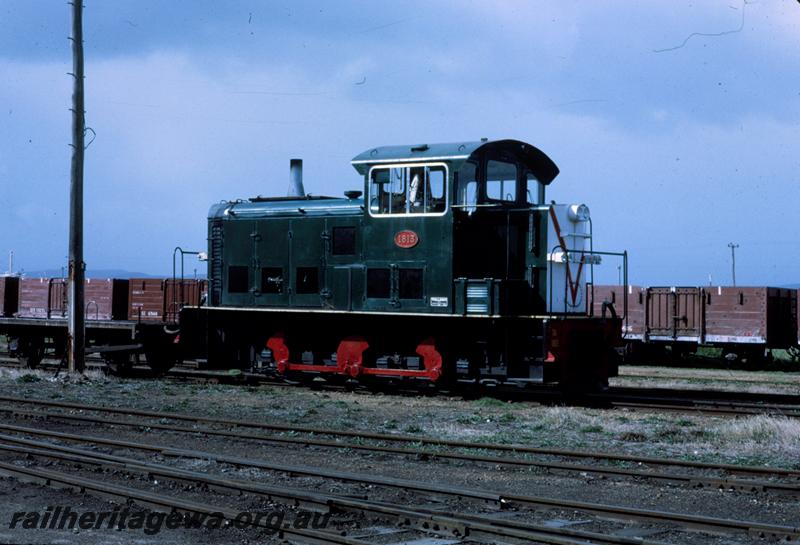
[68,0,85,373]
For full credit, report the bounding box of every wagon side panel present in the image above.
[128,278,167,322]
[704,287,767,345]
[18,278,51,318]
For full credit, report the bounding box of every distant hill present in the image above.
[781,284,800,289]
[15,269,171,279]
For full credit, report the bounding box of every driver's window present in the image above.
[370,165,447,215]
[370,168,405,214]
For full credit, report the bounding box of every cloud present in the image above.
[0,2,798,283]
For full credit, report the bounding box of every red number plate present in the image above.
[394,230,419,248]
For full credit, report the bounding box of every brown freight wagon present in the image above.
[1,277,185,371]
[596,285,797,361]
[0,276,19,317]
[643,286,797,349]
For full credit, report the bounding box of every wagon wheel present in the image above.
[145,343,182,375]
[19,338,45,369]
[742,346,767,368]
[103,353,133,376]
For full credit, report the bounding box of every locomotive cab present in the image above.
[451,141,555,316]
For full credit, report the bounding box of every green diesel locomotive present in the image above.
[180,139,622,389]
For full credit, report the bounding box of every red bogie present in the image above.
[337,336,369,378]
[415,337,442,381]
[268,333,442,383]
[266,333,290,373]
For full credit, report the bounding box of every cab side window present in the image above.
[369,165,447,215]
[455,161,478,214]
[526,172,542,204]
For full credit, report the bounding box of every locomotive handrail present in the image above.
[587,249,629,326]
[165,301,183,324]
[549,243,628,325]
[171,246,204,319]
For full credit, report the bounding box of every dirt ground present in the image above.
[0,367,798,544]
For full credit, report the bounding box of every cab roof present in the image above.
[350,138,559,185]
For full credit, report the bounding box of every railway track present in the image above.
[0,419,797,543]
[0,436,671,545]
[595,386,800,418]
[1,399,799,498]
[0,396,798,543]
[2,395,800,484]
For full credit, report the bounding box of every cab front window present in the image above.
[486,160,518,203]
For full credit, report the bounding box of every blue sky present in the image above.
[0,1,798,285]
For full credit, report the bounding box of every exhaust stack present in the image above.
[288,159,305,197]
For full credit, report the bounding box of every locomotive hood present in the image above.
[350,139,559,185]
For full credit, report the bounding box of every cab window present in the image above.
[486,160,518,202]
[455,161,478,214]
[369,164,447,215]
[526,172,542,204]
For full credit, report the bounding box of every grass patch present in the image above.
[714,415,800,446]
[473,397,506,408]
[580,425,604,434]
[455,414,482,425]
[536,407,600,430]
[618,431,647,442]
[653,427,686,442]
[498,412,516,423]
